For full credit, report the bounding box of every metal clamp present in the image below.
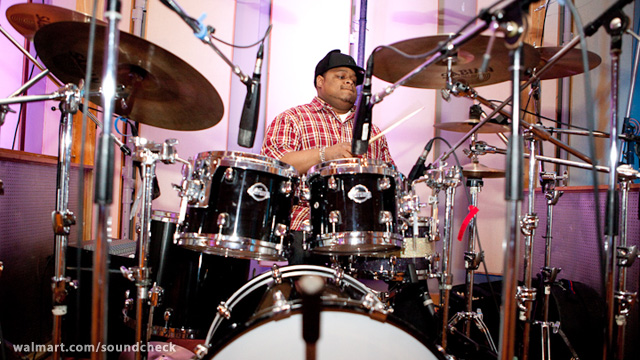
[520,213,539,237]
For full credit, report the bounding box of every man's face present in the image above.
[316,67,358,112]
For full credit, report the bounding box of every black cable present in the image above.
[210,24,273,48]
[564,0,605,294]
[430,136,502,315]
[73,0,101,347]
[11,61,37,150]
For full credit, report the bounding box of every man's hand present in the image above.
[325,142,353,160]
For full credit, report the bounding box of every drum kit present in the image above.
[1,1,640,360]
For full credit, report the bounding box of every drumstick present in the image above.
[368,106,425,144]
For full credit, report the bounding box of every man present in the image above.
[261,49,394,263]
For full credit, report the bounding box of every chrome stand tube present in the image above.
[439,166,460,349]
[51,86,80,360]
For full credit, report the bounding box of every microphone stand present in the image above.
[92,1,121,359]
[601,8,627,360]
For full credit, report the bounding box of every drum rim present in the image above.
[207,300,447,360]
[150,209,179,223]
[194,150,298,178]
[307,157,397,177]
[175,233,287,261]
[310,231,404,254]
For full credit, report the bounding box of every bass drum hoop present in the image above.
[202,265,447,360]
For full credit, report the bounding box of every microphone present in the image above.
[237,43,264,148]
[299,275,323,359]
[159,0,202,34]
[351,55,374,155]
[408,139,435,182]
[407,263,436,319]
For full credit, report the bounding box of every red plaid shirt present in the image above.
[261,96,394,230]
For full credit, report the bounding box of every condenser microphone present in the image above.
[351,55,374,155]
[408,138,435,182]
[238,43,264,148]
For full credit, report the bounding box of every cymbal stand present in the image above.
[92,2,122,359]
[0,84,85,360]
[448,134,497,352]
[515,132,541,360]
[447,174,497,353]
[612,167,639,360]
[120,137,192,358]
[434,165,461,349]
[534,170,579,360]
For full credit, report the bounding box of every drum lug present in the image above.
[329,210,342,234]
[274,223,288,251]
[193,344,210,360]
[379,210,393,232]
[279,180,293,196]
[148,283,164,307]
[328,176,338,190]
[217,213,230,234]
[300,176,311,201]
[224,167,235,182]
[271,264,283,284]
[378,176,391,190]
[271,290,292,314]
[333,267,345,287]
[163,308,173,326]
[216,301,231,320]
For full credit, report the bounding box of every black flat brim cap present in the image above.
[314,49,365,86]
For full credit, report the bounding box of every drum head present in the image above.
[211,308,446,360]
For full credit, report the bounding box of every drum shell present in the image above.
[127,211,251,339]
[307,158,403,254]
[177,151,297,260]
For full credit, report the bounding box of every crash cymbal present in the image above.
[462,162,505,179]
[435,119,510,133]
[532,47,602,80]
[6,3,106,40]
[34,22,223,130]
[373,34,540,88]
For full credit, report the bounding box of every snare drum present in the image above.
[349,216,438,281]
[203,265,447,360]
[176,151,298,261]
[306,158,403,254]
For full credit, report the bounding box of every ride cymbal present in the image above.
[34,22,223,130]
[532,47,602,80]
[435,119,510,133]
[462,162,505,179]
[6,3,106,40]
[373,34,540,88]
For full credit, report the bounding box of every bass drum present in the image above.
[203,265,448,360]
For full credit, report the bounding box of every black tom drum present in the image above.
[124,210,250,339]
[176,151,298,261]
[306,158,403,255]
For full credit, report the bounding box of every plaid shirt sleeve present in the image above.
[260,110,301,160]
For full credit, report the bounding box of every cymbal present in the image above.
[6,3,106,40]
[373,35,540,88]
[435,119,510,133]
[532,47,602,80]
[462,162,505,179]
[34,22,223,131]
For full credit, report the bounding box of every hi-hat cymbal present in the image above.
[462,162,505,179]
[6,3,106,40]
[435,119,510,133]
[532,47,602,80]
[373,34,540,88]
[34,22,223,131]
